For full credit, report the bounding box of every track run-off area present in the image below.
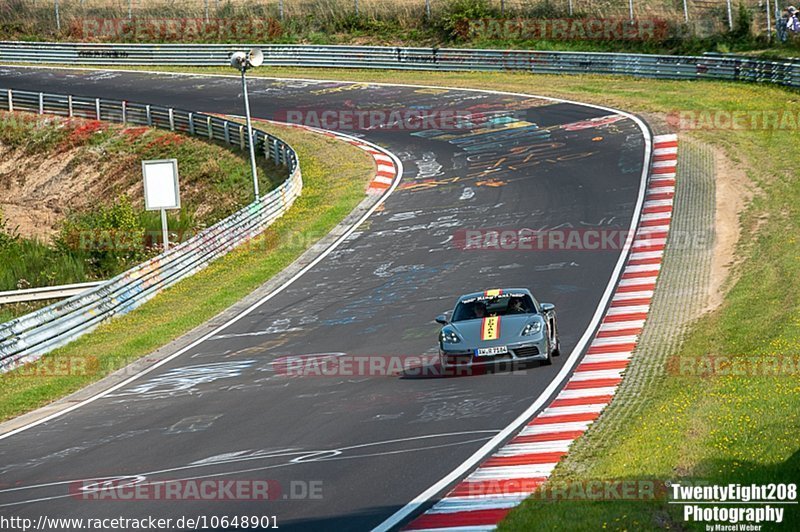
[0,67,650,530]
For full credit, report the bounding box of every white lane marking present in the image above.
[606,305,650,315]
[426,496,529,512]
[519,421,594,435]
[632,238,667,249]
[537,403,607,416]
[642,199,673,208]
[555,387,618,400]
[653,149,677,157]
[651,160,677,168]
[624,264,661,273]
[647,186,676,194]
[611,292,653,302]
[570,369,626,381]
[590,335,639,346]
[494,440,575,455]
[465,464,558,481]
[581,352,633,363]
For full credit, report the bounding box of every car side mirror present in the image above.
[435,314,448,325]
[540,303,555,313]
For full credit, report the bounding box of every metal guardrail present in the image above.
[0,42,798,88]
[0,87,302,372]
[0,282,104,305]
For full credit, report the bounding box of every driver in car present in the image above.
[507,297,528,314]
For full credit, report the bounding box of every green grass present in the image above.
[0,121,374,421]
[96,65,800,529]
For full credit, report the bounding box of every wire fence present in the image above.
[2,0,792,39]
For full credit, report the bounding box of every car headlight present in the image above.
[521,321,543,336]
[440,328,461,344]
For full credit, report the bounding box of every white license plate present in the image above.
[475,346,508,357]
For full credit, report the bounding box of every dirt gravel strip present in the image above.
[402,134,679,531]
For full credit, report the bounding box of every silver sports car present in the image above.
[435,288,560,368]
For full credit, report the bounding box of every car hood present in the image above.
[450,315,540,346]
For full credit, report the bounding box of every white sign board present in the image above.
[142,159,180,211]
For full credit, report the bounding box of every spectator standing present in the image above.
[788,6,800,33]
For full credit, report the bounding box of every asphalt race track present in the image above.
[0,67,648,530]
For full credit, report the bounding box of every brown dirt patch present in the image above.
[703,143,755,314]
[0,144,139,241]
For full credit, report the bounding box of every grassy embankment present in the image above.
[0,117,374,421]
[0,111,283,321]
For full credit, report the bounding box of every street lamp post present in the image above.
[230,49,264,200]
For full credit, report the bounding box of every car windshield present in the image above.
[452,293,535,322]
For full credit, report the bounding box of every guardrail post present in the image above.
[122,101,127,123]
[224,121,230,144]
[239,125,245,150]
[726,0,733,30]
[7,89,13,112]
[207,116,213,139]
[168,108,175,131]
[766,0,772,41]
[188,112,194,135]
[38,93,44,114]
[271,138,279,164]
[95,98,101,120]
[68,94,73,117]
[146,105,152,126]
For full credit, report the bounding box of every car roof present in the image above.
[457,288,533,301]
